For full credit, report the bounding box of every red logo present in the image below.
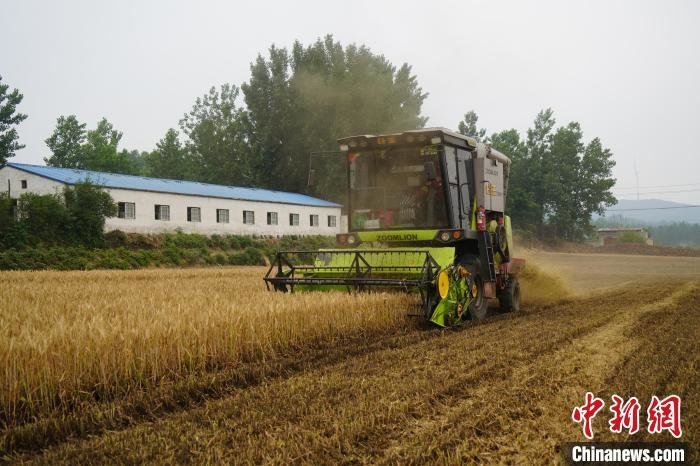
[609,395,641,435]
[572,393,682,439]
[572,392,606,439]
[647,395,682,438]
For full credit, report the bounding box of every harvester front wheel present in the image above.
[468,273,488,320]
[459,257,488,321]
[498,277,521,313]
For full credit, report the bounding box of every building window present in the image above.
[20,180,27,189]
[217,209,229,223]
[310,214,319,227]
[328,215,337,227]
[187,207,201,222]
[243,210,255,225]
[289,213,299,226]
[117,202,135,219]
[267,211,278,225]
[155,204,170,221]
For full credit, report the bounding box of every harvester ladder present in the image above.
[479,230,497,281]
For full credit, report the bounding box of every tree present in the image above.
[45,115,87,168]
[45,116,142,175]
[242,35,428,200]
[63,182,117,247]
[490,129,540,228]
[469,108,615,240]
[179,84,251,185]
[458,111,487,141]
[16,192,69,245]
[0,75,28,164]
[145,129,193,180]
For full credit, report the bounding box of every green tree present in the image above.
[242,35,428,200]
[16,192,69,244]
[44,115,87,167]
[490,129,540,227]
[457,110,487,141]
[179,84,251,185]
[63,182,117,246]
[0,75,28,164]
[467,109,615,240]
[145,129,193,180]
[45,117,142,175]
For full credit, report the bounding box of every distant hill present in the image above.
[597,199,700,225]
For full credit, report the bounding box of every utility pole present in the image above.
[633,156,640,200]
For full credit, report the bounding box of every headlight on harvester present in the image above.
[436,229,464,243]
[346,234,357,245]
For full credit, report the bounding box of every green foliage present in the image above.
[472,108,616,240]
[44,115,86,167]
[179,84,252,185]
[144,129,193,180]
[457,111,487,141]
[242,35,427,201]
[45,116,143,175]
[617,230,646,244]
[63,182,117,246]
[0,183,116,249]
[16,192,69,244]
[0,233,337,270]
[650,222,700,247]
[0,75,28,164]
[0,194,27,248]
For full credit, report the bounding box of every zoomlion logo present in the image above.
[376,233,418,241]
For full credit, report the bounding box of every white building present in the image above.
[0,163,342,236]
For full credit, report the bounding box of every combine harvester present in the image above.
[264,128,524,327]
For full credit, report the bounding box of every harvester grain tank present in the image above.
[264,128,524,327]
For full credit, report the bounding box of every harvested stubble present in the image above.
[0,267,412,430]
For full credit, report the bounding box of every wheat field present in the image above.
[2,254,697,462]
[1,268,414,431]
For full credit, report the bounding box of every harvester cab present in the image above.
[264,127,524,327]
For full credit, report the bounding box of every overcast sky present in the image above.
[3,0,699,203]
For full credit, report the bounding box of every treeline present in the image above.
[40,35,427,202]
[2,35,616,241]
[457,110,616,240]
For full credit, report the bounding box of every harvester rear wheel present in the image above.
[498,277,521,313]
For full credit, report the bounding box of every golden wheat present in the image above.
[0,267,413,427]
[0,260,567,432]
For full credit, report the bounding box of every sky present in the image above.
[2,0,699,204]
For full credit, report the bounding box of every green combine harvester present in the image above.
[264,128,524,327]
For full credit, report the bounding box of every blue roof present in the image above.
[6,163,341,208]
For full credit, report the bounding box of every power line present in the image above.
[605,205,700,212]
[614,182,700,190]
[615,188,700,196]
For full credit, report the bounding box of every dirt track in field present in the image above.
[12,253,700,464]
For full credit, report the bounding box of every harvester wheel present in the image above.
[498,277,521,313]
[460,257,488,321]
[468,273,488,320]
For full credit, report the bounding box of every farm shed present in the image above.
[596,227,654,246]
[0,163,342,236]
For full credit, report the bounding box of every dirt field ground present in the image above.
[2,252,698,464]
[527,250,700,294]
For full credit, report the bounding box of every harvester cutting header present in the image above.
[265,128,524,327]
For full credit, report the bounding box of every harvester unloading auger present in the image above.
[264,128,524,327]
